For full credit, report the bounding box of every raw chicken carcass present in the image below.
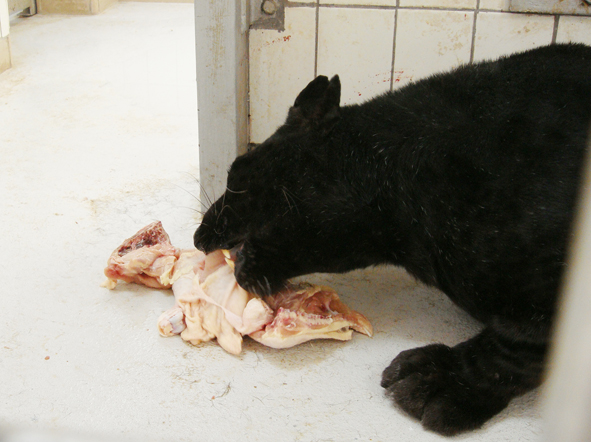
[102,221,373,354]
[102,222,272,354]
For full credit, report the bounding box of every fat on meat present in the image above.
[251,284,373,349]
[102,221,373,354]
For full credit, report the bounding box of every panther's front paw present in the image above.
[381,344,508,436]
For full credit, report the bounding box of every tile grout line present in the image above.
[285,3,587,18]
[469,0,480,63]
[552,15,560,44]
[389,1,399,91]
[246,22,252,150]
[314,0,319,77]
[319,4,473,11]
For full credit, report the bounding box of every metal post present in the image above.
[195,0,249,211]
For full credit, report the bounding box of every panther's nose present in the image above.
[193,224,212,252]
[194,222,245,254]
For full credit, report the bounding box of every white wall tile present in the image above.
[473,12,554,62]
[317,7,395,105]
[393,9,473,89]
[400,0,476,8]
[320,0,397,5]
[479,0,510,11]
[249,7,316,143]
[556,16,591,46]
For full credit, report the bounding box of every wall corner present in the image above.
[37,0,117,14]
[0,35,11,74]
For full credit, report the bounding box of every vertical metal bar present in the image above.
[195,0,249,212]
[543,133,591,442]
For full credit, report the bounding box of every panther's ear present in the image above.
[288,75,341,132]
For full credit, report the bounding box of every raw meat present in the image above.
[251,284,373,349]
[101,221,179,289]
[102,222,373,354]
[157,249,274,355]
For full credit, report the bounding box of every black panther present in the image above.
[194,43,591,435]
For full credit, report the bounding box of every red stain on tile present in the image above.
[261,35,293,48]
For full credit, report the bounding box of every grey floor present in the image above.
[0,3,544,441]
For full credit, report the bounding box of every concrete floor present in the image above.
[0,3,544,441]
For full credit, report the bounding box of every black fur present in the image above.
[194,43,591,435]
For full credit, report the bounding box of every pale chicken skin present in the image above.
[103,222,373,354]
